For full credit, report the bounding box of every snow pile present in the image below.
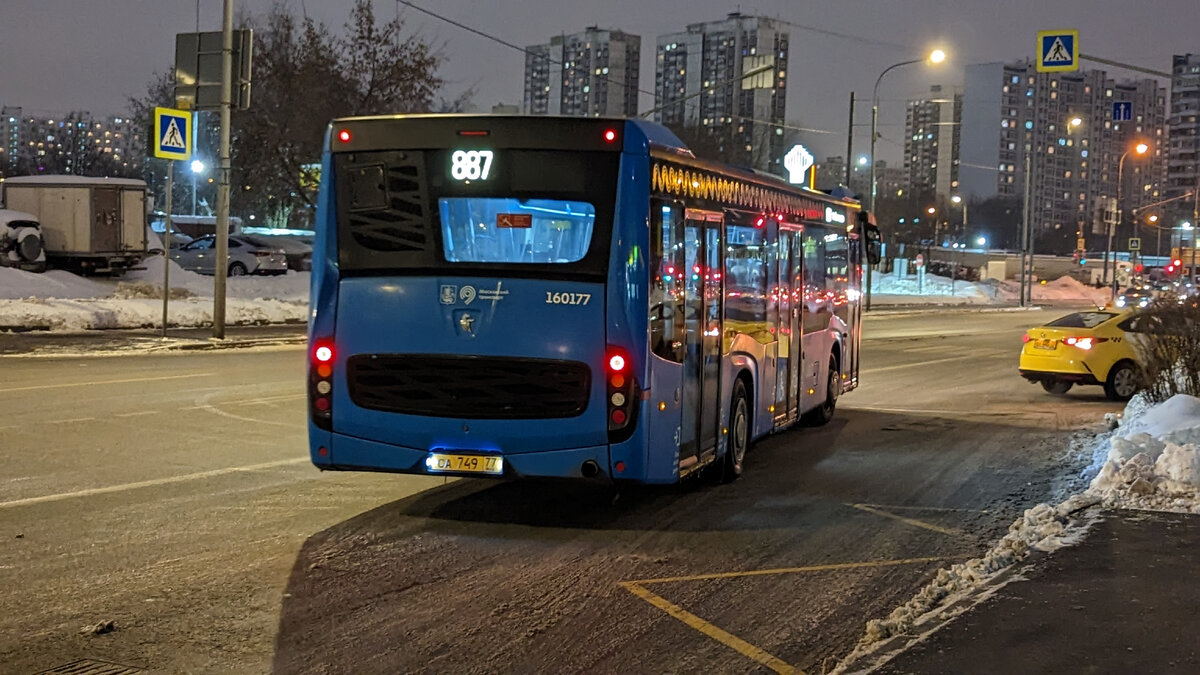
[0,267,111,299]
[0,231,310,331]
[1086,394,1200,512]
[846,494,1097,656]
[1031,276,1110,305]
[871,272,994,305]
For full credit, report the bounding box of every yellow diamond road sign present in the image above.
[153,106,192,161]
[1038,29,1079,73]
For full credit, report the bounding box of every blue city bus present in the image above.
[308,115,880,484]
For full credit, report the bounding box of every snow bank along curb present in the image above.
[835,392,1200,673]
[1087,393,1200,513]
[832,495,1100,673]
[0,259,310,332]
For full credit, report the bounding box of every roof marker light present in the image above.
[337,129,351,143]
[604,129,617,143]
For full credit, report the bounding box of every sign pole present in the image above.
[162,161,174,337]
[213,0,233,339]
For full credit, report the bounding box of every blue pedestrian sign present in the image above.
[1037,29,1079,73]
[153,106,192,161]
[1113,101,1133,122]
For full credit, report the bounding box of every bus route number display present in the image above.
[450,149,494,181]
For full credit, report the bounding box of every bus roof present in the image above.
[326,114,859,210]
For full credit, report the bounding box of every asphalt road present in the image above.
[0,309,1122,674]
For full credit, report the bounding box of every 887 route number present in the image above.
[545,292,591,305]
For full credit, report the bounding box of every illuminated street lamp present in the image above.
[1105,142,1151,288]
[190,159,206,216]
[870,49,947,211]
[864,48,945,311]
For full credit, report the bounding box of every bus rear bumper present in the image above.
[316,432,613,480]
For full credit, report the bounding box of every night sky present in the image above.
[2,0,1197,163]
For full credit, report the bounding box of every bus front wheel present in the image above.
[721,379,750,483]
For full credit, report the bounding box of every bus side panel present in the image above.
[641,355,682,483]
[607,149,661,481]
[309,141,338,466]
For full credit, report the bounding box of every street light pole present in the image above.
[867,49,944,311]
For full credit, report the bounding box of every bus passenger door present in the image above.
[680,210,723,467]
[775,231,793,422]
[788,233,803,416]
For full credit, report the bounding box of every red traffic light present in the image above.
[1134,263,1143,273]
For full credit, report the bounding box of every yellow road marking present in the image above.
[627,556,947,585]
[848,503,962,536]
[620,581,800,675]
[621,556,949,673]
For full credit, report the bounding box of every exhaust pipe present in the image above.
[580,460,601,478]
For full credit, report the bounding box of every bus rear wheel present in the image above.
[721,379,750,483]
[803,359,840,426]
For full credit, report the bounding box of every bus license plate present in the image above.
[1034,338,1057,350]
[426,453,503,475]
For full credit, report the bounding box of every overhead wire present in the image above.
[395,0,843,137]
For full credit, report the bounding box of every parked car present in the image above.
[170,234,287,276]
[0,209,47,272]
[254,235,312,271]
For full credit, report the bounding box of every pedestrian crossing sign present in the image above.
[153,106,192,160]
[1037,29,1079,72]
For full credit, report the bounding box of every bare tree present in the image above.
[131,0,457,227]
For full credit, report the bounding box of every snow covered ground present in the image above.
[0,256,309,331]
[871,272,1110,307]
[837,392,1200,672]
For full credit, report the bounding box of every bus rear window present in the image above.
[334,149,617,276]
[439,198,595,264]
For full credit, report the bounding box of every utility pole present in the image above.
[1020,152,1032,307]
[213,0,233,339]
[845,92,855,188]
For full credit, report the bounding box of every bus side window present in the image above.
[651,200,685,362]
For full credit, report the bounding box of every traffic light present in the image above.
[1079,257,1087,265]
[1135,263,1144,273]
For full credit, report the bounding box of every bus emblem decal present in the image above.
[460,285,477,305]
[440,285,457,305]
[458,312,476,335]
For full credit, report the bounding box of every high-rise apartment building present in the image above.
[523,28,641,117]
[1,106,20,177]
[653,13,788,173]
[960,61,1167,240]
[1,109,139,177]
[1168,54,1200,199]
[905,85,962,202]
[815,156,904,199]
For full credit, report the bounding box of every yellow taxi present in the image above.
[1018,309,1141,400]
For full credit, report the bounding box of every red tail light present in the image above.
[606,346,637,440]
[1022,334,1032,343]
[1064,336,1109,350]
[310,340,335,429]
